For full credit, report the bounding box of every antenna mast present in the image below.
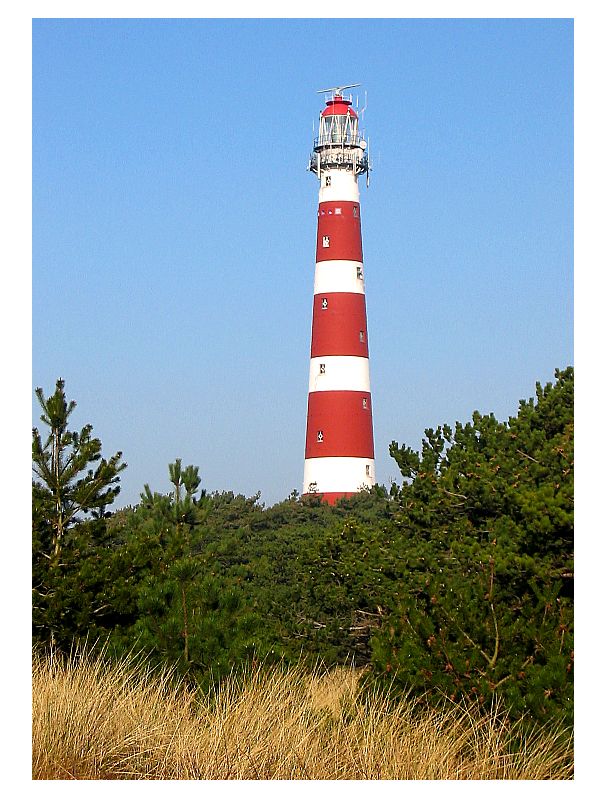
[316,83,360,98]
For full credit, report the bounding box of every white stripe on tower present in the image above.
[302,87,375,505]
[308,356,371,393]
[314,260,365,295]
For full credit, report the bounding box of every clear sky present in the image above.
[32,17,573,508]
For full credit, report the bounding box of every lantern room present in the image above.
[309,86,369,179]
[317,95,360,148]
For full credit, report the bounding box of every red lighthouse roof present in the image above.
[321,95,358,118]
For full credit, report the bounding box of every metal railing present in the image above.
[313,133,363,149]
[309,148,369,176]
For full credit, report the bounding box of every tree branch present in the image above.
[516,449,540,464]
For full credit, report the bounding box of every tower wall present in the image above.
[303,122,375,502]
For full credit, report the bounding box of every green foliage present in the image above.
[32,379,126,560]
[31,369,574,727]
[373,368,574,724]
[110,465,263,682]
[32,379,127,646]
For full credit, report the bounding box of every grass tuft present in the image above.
[32,648,573,779]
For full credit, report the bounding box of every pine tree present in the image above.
[373,367,574,724]
[32,378,126,645]
[32,378,126,564]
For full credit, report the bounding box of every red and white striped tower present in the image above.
[302,85,375,504]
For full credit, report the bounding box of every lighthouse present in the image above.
[302,85,375,504]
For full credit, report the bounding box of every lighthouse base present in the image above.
[302,491,358,506]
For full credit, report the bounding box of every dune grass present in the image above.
[32,648,573,780]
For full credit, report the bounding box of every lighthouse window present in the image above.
[362,398,368,409]
[317,430,324,443]
[334,207,342,215]
[357,266,364,279]
[325,176,331,187]
[321,298,328,309]
[365,465,370,476]
[322,235,330,248]
[353,206,359,217]
[359,330,365,342]
[319,363,326,374]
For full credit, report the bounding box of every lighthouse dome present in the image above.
[321,95,358,119]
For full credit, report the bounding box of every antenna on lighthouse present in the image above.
[317,83,360,98]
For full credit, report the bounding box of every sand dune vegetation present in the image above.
[32,372,574,779]
[32,648,573,780]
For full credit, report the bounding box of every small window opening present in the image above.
[321,298,328,309]
[353,206,359,217]
[362,398,368,409]
[319,363,326,375]
[334,207,342,215]
[325,176,332,187]
[322,235,330,248]
[308,481,318,493]
[359,330,365,342]
[317,430,324,443]
[365,465,370,476]
[356,266,364,280]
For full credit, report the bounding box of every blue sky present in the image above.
[32,17,573,508]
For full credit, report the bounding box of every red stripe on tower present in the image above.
[316,201,363,262]
[310,293,369,357]
[305,392,374,459]
[303,86,375,504]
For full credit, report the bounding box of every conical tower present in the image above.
[302,86,375,504]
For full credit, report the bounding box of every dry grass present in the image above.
[32,648,573,780]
